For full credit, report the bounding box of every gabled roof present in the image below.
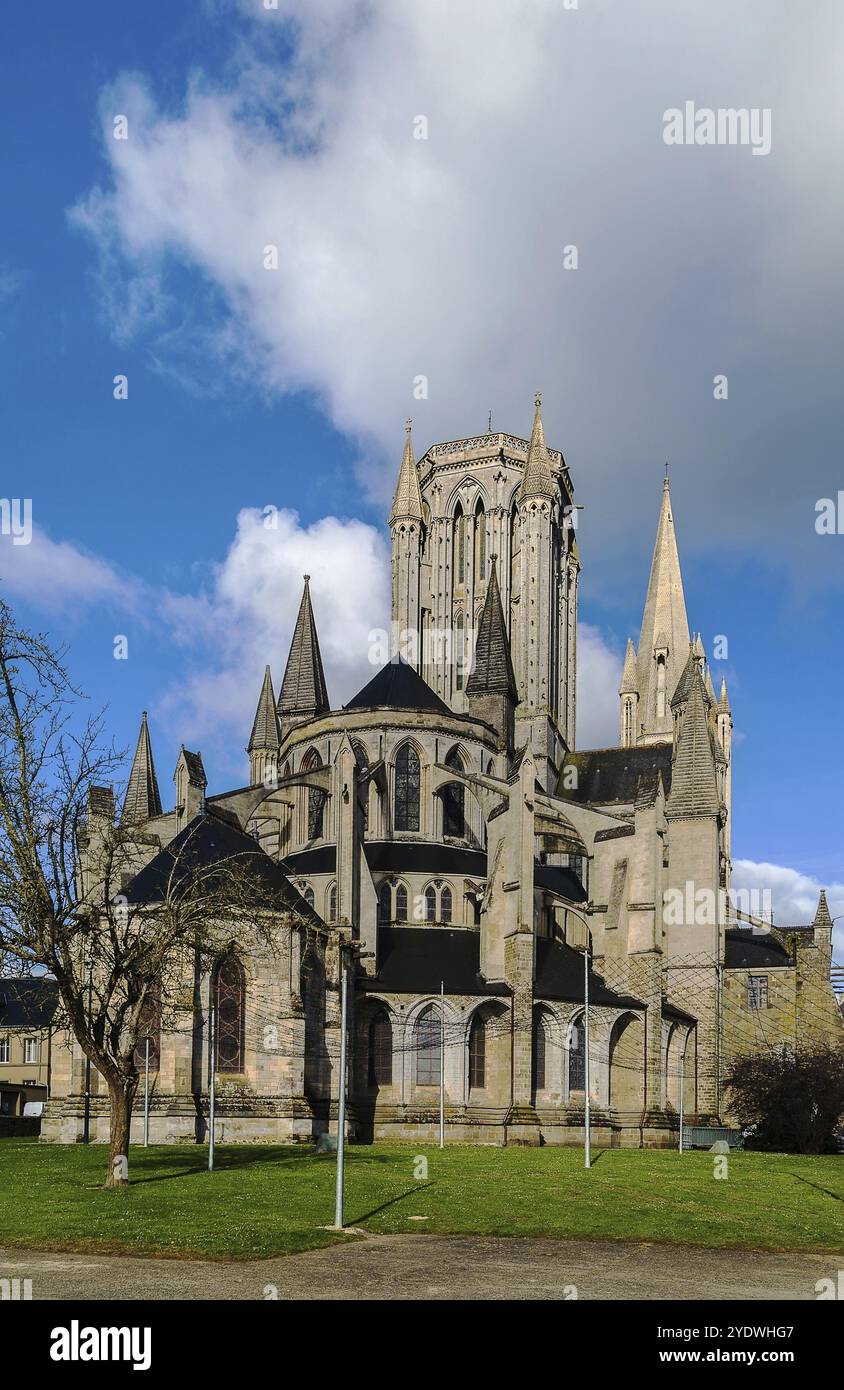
[465,557,517,699]
[277,577,330,720]
[0,977,59,1028]
[558,744,673,805]
[121,712,163,825]
[724,929,793,969]
[176,748,207,787]
[389,419,424,523]
[248,665,280,752]
[345,656,449,714]
[123,806,320,921]
[362,927,510,997]
[535,940,644,1008]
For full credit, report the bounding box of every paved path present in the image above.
[2,1237,840,1300]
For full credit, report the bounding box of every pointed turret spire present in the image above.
[813,890,833,928]
[466,556,517,699]
[705,666,717,708]
[277,576,330,721]
[665,672,720,818]
[389,418,424,523]
[121,711,163,825]
[636,473,691,741]
[718,676,731,714]
[248,665,280,752]
[519,392,556,500]
[620,638,638,695]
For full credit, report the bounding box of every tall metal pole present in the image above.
[208,1006,216,1172]
[439,981,445,1149]
[333,947,349,1229]
[583,945,591,1169]
[143,1038,150,1147]
[679,1049,685,1153]
[82,960,93,1144]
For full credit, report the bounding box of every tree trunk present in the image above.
[104,1076,138,1187]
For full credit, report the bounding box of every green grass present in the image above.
[0,1140,842,1261]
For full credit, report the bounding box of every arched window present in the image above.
[475,499,486,580]
[133,981,161,1071]
[394,743,420,832]
[425,885,437,922]
[378,880,392,924]
[468,1013,486,1089]
[213,956,245,1073]
[303,750,326,840]
[656,655,666,720]
[328,882,337,922]
[454,504,465,586]
[395,882,408,922]
[455,613,465,691]
[443,748,465,837]
[569,1016,585,1091]
[440,885,453,924]
[302,884,315,909]
[368,1009,393,1086]
[415,1006,441,1086]
[532,1012,548,1091]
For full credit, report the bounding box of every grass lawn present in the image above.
[0,1140,842,1261]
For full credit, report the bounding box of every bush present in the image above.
[724,1045,844,1153]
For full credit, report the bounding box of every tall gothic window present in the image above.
[394,743,420,831]
[395,882,408,922]
[303,750,326,840]
[656,655,666,720]
[475,499,486,580]
[378,880,392,923]
[569,1016,585,1091]
[213,956,245,1073]
[368,1009,393,1086]
[455,613,465,691]
[425,885,437,922]
[454,504,465,585]
[328,882,337,922]
[533,1012,548,1091]
[415,1006,441,1086]
[468,1013,486,1089]
[440,885,453,923]
[443,748,465,837]
[303,885,315,909]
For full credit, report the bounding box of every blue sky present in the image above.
[0,0,841,937]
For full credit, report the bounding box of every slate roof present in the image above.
[724,929,793,969]
[248,666,280,752]
[534,939,644,1008]
[124,807,320,922]
[361,927,510,997]
[557,744,673,805]
[465,557,517,699]
[180,749,207,786]
[345,657,450,715]
[665,674,720,819]
[278,577,330,719]
[121,712,163,825]
[0,977,59,1028]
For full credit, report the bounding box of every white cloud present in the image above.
[731,859,844,959]
[157,506,390,760]
[0,524,137,611]
[575,623,622,750]
[69,0,844,568]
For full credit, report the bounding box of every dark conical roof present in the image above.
[345,656,449,714]
[248,665,280,752]
[277,576,330,719]
[121,712,163,825]
[666,674,720,818]
[466,557,517,699]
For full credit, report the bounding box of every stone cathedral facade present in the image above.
[43,399,842,1147]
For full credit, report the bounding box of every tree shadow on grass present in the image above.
[350,1182,436,1225]
[788,1173,843,1203]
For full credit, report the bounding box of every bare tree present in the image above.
[0,598,300,1185]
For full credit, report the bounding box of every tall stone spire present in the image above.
[389,418,424,523]
[519,392,556,500]
[620,638,638,695]
[277,576,330,724]
[636,473,691,742]
[248,665,280,752]
[466,556,517,699]
[813,890,833,928]
[619,638,639,747]
[121,711,163,825]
